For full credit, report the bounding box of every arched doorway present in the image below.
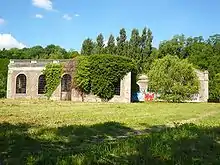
[16,74,27,94]
[61,74,72,100]
[38,75,46,94]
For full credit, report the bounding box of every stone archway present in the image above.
[61,74,72,100]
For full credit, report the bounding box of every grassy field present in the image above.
[0,99,220,164]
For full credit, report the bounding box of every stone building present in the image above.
[7,59,132,103]
[7,59,209,103]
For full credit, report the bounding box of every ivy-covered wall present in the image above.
[73,54,136,101]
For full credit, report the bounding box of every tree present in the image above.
[106,34,116,55]
[209,73,220,102]
[81,38,95,55]
[143,47,158,73]
[148,55,199,102]
[116,28,127,56]
[186,42,213,70]
[159,35,186,59]
[95,33,105,54]
[68,49,79,58]
[141,27,153,73]
[128,29,141,71]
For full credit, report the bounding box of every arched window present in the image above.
[61,74,71,92]
[38,75,46,94]
[114,80,121,96]
[16,74,27,94]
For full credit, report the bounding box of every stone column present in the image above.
[203,70,209,102]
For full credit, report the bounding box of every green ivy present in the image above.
[43,63,63,99]
[73,54,136,101]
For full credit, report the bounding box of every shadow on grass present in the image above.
[0,122,220,165]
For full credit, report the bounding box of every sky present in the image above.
[0,0,220,51]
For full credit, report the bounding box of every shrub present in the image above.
[148,55,199,102]
[0,59,10,98]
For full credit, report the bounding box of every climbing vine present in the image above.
[73,54,136,101]
[43,63,63,99]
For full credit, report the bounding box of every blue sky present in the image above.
[0,0,220,51]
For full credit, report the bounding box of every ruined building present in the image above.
[7,59,209,103]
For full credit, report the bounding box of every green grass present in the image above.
[0,99,220,164]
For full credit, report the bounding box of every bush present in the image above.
[209,73,220,102]
[0,59,10,98]
[148,55,199,102]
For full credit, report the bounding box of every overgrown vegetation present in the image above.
[74,54,135,100]
[43,63,63,99]
[0,59,10,98]
[1,100,220,164]
[148,55,199,102]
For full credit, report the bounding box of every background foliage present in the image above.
[74,54,135,101]
[43,63,63,99]
[0,59,10,97]
[148,55,199,102]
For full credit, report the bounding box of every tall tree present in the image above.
[116,28,127,56]
[106,34,116,55]
[128,28,141,72]
[141,27,153,72]
[95,33,105,54]
[81,38,95,55]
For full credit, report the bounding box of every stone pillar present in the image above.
[137,75,149,93]
[6,66,12,98]
[123,72,132,103]
[203,70,209,102]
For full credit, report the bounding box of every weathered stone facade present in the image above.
[7,59,132,103]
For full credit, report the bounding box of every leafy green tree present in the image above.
[141,27,153,72]
[81,38,95,55]
[0,73,6,98]
[159,35,186,59]
[143,47,158,73]
[148,55,199,102]
[116,28,127,56]
[43,45,68,59]
[209,73,220,102]
[95,33,105,54]
[186,42,213,70]
[128,29,141,71]
[68,49,79,58]
[0,59,10,97]
[106,34,116,55]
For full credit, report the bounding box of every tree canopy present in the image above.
[148,55,199,102]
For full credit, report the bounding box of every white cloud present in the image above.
[75,14,80,17]
[104,40,108,47]
[0,18,5,25]
[0,34,26,50]
[35,14,44,19]
[63,14,72,21]
[32,0,53,10]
